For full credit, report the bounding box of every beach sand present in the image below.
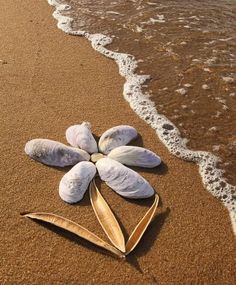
[0,0,235,284]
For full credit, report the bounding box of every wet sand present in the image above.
[0,1,235,284]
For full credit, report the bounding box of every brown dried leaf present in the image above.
[125,194,159,255]
[24,212,124,258]
[89,180,126,253]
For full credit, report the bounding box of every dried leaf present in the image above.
[125,194,159,255]
[24,212,124,258]
[89,180,126,253]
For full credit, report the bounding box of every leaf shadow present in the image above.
[92,133,100,145]
[21,207,169,270]
[25,218,125,261]
[134,207,170,256]
[93,180,164,240]
[93,179,130,240]
[125,207,170,271]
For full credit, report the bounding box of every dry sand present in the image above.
[0,0,235,284]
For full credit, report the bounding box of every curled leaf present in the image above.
[89,180,126,253]
[125,194,159,255]
[24,212,124,258]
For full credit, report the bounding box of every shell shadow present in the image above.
[123,192,163,208]
[92,132,144,148]
[44,164,72,173]
[92,133,100,145]
[129,133,144,147]
[128,160,168,176]
[69,189,92,207]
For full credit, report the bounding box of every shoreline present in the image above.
[0,0,235,284]
[48,0,236,234]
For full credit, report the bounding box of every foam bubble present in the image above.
[47,0,236,235]
[176,88,187,95]
[222,76,234,83]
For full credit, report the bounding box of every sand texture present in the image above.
[0,1,235,284]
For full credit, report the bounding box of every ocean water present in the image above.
[48,0,236,233]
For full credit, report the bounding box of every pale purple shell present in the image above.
[108,146,161,168]
[59,161,96,203]
[96,158,154,199]
[98,125,138,154]
[25,139,90,167]
[66,122,98,153]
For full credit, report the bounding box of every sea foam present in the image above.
[47,0,236,234]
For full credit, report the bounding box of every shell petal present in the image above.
[59,161,96,203]
[98,125,138,154]
[25,139,90,167]
[66,122,98,153]
[96,158,154,199]
[108,146,161,168]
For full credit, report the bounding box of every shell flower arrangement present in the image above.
[24,123,161,258]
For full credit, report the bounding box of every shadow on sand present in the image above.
[21,206,170,273]
[23,133,170,271]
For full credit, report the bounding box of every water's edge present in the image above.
[47,0,236,234]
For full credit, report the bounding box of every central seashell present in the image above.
[96,158,154,199]
[91,153,105,163]
[59,161,96,204]
[25,139,90,167]
[98,125,138,154]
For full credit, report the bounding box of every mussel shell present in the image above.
[25,139,90,167]
[59,161,96,203]
[96,158,154,199]
[66,122,98,153]
[98,125,138,154]
[108,146,161,168]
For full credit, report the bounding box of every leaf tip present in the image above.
[155,193,159,204]
[20,211,31,217]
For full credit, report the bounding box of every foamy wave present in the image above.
[47,0,236,234]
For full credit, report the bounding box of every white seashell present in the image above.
[108,146,161,168]
[66,122,98,153]
[98,125,138,154]
[96,158,154,199]
[59,161,96,203]
[25,139,90,167]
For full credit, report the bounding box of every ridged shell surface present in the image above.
[98,125,138,154]
[66,122,98,153]
[25,139,90,167]
[59,161,96,203]
[96,158,154,199]
[108,146,161,168]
